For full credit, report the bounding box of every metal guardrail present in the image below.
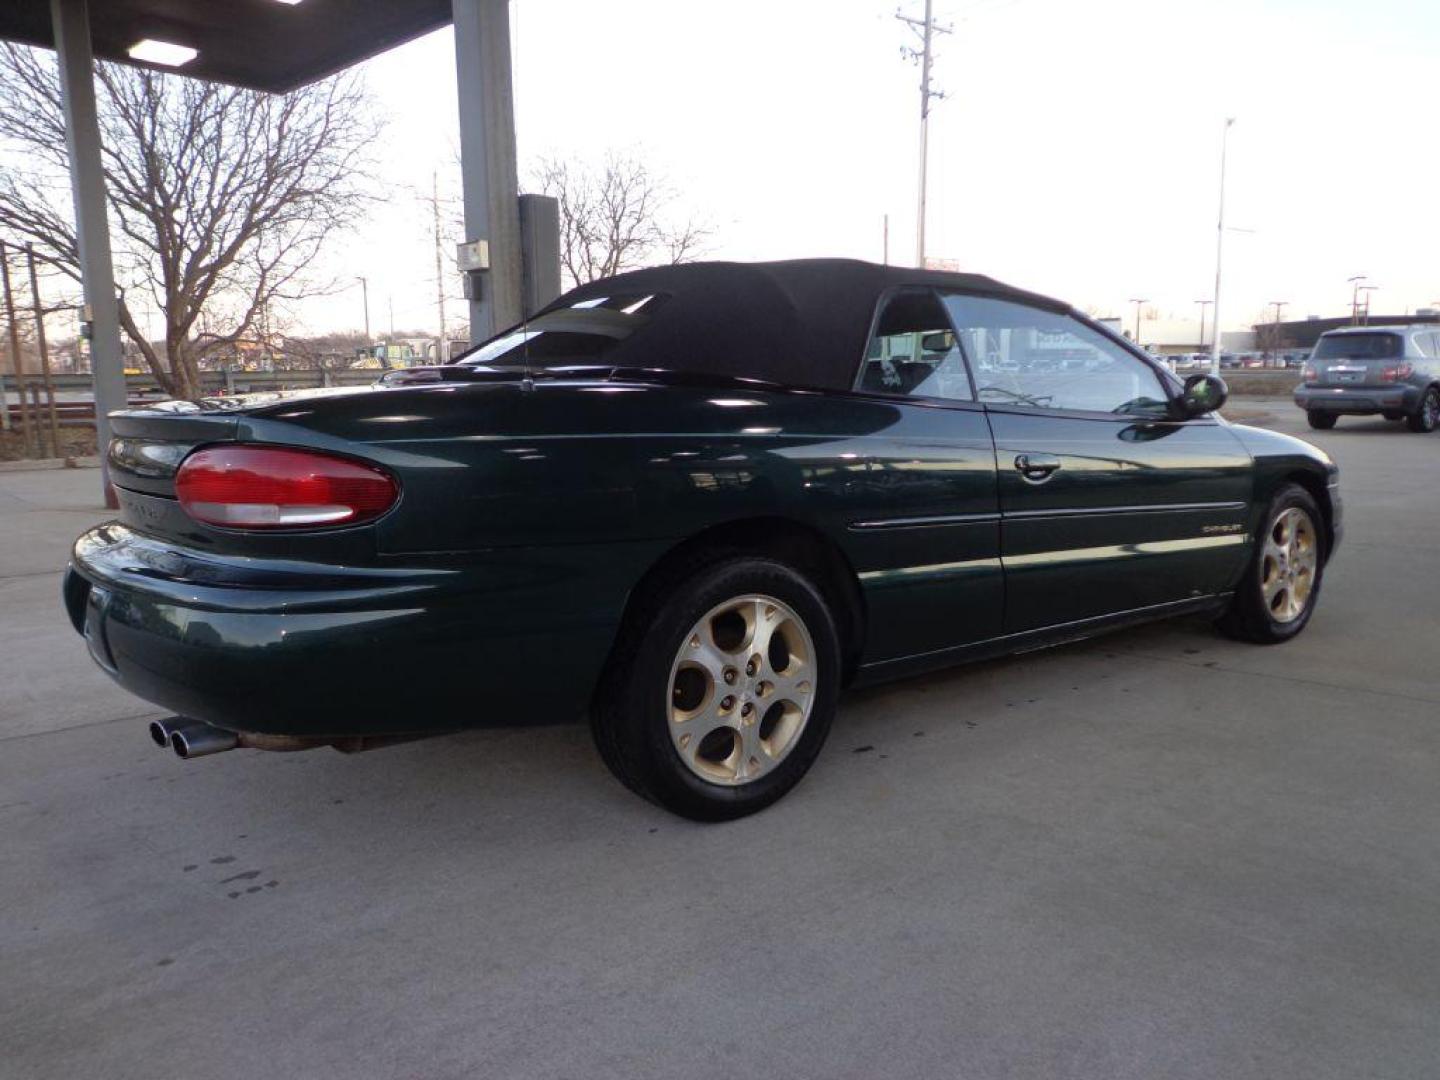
[33,368,384,395]
[1,369,387,439]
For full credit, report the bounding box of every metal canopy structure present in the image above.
[0,0,452,93]
[1,0,524,505]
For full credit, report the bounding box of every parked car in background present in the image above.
[1294,325,1440,432]
[65,260,1341,820]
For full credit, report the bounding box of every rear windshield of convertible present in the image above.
[453,293,668,368]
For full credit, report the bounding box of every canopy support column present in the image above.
[50,0,124,506]
[452,0,522,344]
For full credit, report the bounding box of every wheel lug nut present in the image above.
[723,668,737,684]
[741,702,753,718]
[721,695,735,712]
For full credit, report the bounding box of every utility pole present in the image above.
[432,172,447,357]
[1347,275,1367,325]
[898,1,951,268]
[0,243,35,455]
[1210,117,1236,375]
[883,214,890,266]
[1194,298,1213,352]
[25,245,62,458]
[1129,298,1148,345]
[1358,285,1377,325]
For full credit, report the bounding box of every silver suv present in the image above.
[1294,325,1440,432]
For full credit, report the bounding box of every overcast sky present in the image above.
[291,0,1440,341]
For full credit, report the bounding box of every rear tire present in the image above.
[591,555,841,821]
[1306,411,1337,430]
[1405,387,1439,433]
[1216,483,1325,644]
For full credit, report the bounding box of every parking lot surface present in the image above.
[4,403,1438,1080]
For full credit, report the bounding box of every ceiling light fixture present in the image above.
[127,39,198,67]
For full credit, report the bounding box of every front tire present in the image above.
[1406,387,1440,433]
[592,556,841,821]
[1216,484,1325,644]
[1306,411,1337,430]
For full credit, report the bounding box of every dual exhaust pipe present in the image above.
[148,716,239,759]
[146,716,420,759]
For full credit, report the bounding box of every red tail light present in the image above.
[175,445,398,529]
[1302,363,1318,382]
[1381,362,1414,382]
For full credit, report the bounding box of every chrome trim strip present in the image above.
[1004,500,1246,521]
[850,501,1245,532]
[860,534,1247,583]
[858,557,1002,583]
[850,512,1000,531]
[1004,534,1247,568]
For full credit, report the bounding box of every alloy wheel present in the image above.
[667,594,817,785]
[1426,390,1439,431]
[1260,507,1318,624]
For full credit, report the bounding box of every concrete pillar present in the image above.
[518,194,561,317]
[50,0,124,507]
[452,0,522,344]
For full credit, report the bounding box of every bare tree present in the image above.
[0,44,378,398]
[532,152,709,288]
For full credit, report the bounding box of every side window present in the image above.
[857,290,973,402]
[941,294,1171,418]
[1412,333,1436,359]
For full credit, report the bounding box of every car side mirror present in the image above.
[1180,373,1228,417]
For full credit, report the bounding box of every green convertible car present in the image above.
[65,260,1341,820]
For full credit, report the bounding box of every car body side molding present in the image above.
[853,593,1231,686]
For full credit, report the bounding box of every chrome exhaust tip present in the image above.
[147,717,177,749]
[170,721,240,760]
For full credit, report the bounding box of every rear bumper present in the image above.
[66,523,646,738]
[1294,385,1420,414]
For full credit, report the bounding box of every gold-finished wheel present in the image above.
[1260,506,1318,624]
[667,594,817,785]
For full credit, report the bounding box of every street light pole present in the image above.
[1195,298,1213,352]
[1209,117,1235,375]
[1269,300,1288,365]
[1129,298,1148,345]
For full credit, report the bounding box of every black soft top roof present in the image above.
[545,258,1069,391]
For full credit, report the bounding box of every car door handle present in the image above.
[1014,453,1062,482]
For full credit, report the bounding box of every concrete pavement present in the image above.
[3,402,1439,1080]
